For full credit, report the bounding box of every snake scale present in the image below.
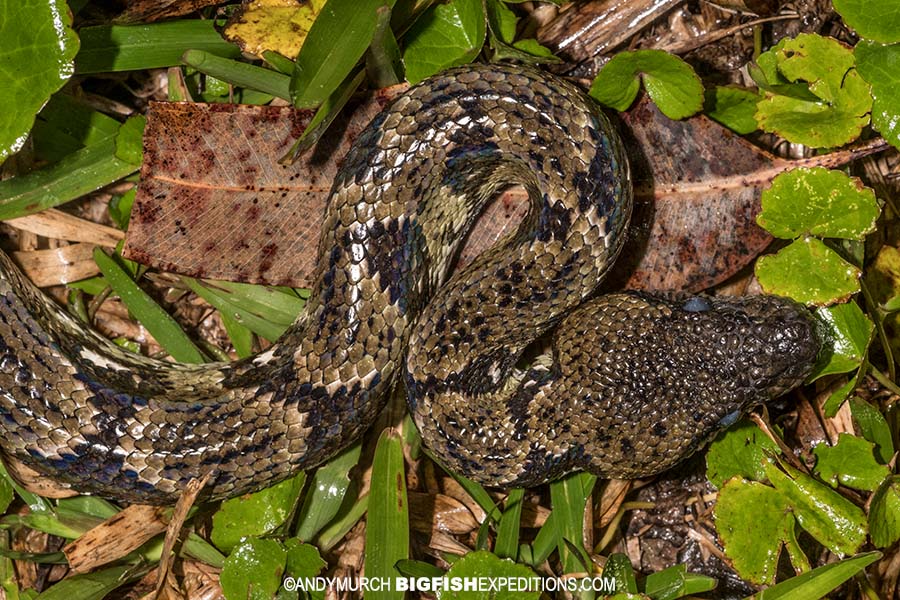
[0,64,820,504]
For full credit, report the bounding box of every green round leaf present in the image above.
[757,167,879,240]
[403,0,487,85]
[211,472,306,553]
[706,419,781,488]
[850,397,895,464]
[715,479,795,585]
[0,0,79,164]
[284,539,327,580]
[755,237,861,306]
[589,49,703,119]
[436,550,540,599]
[755,34,872,148]
[870,476,900,548]
[764,461,868,557]
[855,40,900,151]
[704,86,761,134]
[811,301,874,379]
[220,538,287,600]
[813,433,890,491]
[833,0,900,43]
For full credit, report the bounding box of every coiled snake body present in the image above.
[0,65,819,504]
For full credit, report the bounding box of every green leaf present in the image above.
[715,479,796,585]
[219,538,287,600]
[822,369,859,417]
[94,248,206,363]
[642,564,716,600]
[395,559,445,579]
[589,49,704,119]
[755,552,881,599]
[706,419,781,488]
[603,553,638,594]
[486,0,517,43]
[182,49,292,100]
[435,551,540,599]
[869,476,900,548]
[549,472,595,576]
[832,0,900,43]
[849,397,895,463]
[283,539,326,598]
[494,488,524,560]
[183,278,305,342]
[855,41,900,150]
[211,472,306,553]
[114,115,146,165]
[290,0,396,108]
[295,442,362,541]
[704,86,761,134]
[0,0,79,165]
[402,0,487,85]
[108,188,136,231]
[0,137,138,220]
[755,34,872,148]
[757,168,879,240]
[0,469,12,515]
[76,21,241,73]
[813,433,890,491]
[810,301,874,379]
[32,94,121,163]
[764,461,867,556]
[365,429,408,600]
[755,238,861,306]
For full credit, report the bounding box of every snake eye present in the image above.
[682,296,712,313]
[716,410,742,429]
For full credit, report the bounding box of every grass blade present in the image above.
[550,472,596,578]
[753,551,881,600]
[0,139,137,220]
[494,488,524,560]
[76,21,241,73]
[365,429,408,600]
[182,49,291,99]
[290,0,396,108]
[295,442,362,541]
[94,248,205,363]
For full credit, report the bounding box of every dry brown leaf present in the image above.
[520,497,551,528]
[608,100,888,292]
[6,208,124,247]
[12,243,100,287]
[64,504,170,573]
[427,530,472,557]
[409,492,479,535]
[595,479,633,530]
[127,91,887,294]
[124,97,390,286]
[116,0,224,23]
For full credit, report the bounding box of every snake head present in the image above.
[687,293,821,401]
[558,291,822,481]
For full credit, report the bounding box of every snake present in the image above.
[0,64,821,505]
